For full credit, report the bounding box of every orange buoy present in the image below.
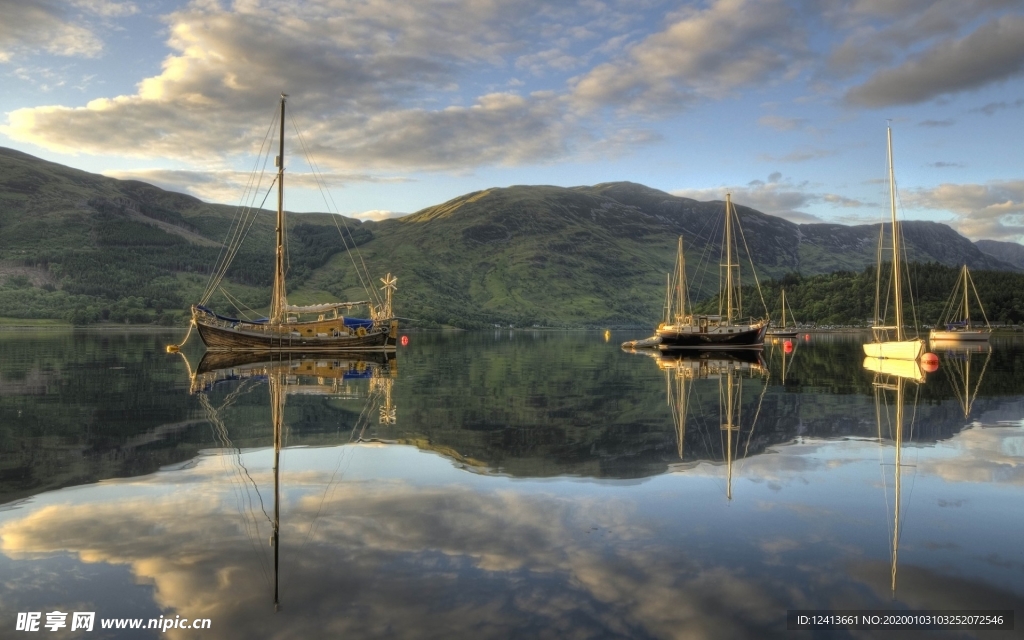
[400,335,409,346]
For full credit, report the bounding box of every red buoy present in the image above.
[400,335,409,346]
[783,340,793,353]
[921,352,939,373]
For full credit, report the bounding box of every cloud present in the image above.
[927,161,964,169]
[757,147,837,163]
[570,0,808,113]
[1,0,588,172]
[103,168,412,203]
[903,180,1024,240]
[356,209,408,221]
[845,15,1024,107]
[970,98,1024,115]
[918,119,954,127]
[672,172,876,224]
[757,115,809,131]
[0,0,130,61]
[822,0,1015,78]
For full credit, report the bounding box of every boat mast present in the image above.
[887,128,903,342]
[272,94,288,325]
[963,265,970,329]
[781,289,787,329]
[725,194,734,325]
[675,236,686,323]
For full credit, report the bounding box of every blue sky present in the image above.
[2,0,1023,241]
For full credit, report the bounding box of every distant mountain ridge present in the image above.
[0,147,1019,327]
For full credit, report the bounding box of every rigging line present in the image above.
[198,389,273,584]
[218,286,261,320]
[201,111,279,303]
[733,206,769,319]
[967,270,992,327]
[693,211,723,308]
[203,160,277,303]
[202,118,279,304]
[743,367,770,459]
[201,106,279,301]
[201,175,278,306]
[289,117,383,309]
[894,186,921,336]
[689,207,723,304]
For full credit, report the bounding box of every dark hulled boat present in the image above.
[623,195,768,352]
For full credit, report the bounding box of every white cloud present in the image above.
[903,180,1024,241]
[356,209,408,221]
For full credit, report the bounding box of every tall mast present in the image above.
[888,127,903,342]
[781,289,787,328]
[272,94,288,324]
[675,235,686,323]
[963,265,970,328]
[725,194,734,324]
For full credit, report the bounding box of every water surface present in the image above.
[1,330,1022,638]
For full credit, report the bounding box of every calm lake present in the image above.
[1,329,1022,638]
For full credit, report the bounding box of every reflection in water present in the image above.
[186,350,397,611]
[866,357,923,599]
[930,342,992,419]
[1,332,1023,638]
[630,349,769,500]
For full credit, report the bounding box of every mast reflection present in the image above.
[185,351,397,608]
[864,356,924,597]
[627,348,768,499]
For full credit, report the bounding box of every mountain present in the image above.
[0,147,1017,327]
[976,239,1024,270]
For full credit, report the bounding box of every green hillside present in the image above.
[0,147,1019,328]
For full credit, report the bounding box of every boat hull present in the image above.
[195,317,397,351]
[657,324,767,350]
[767,330,799,338]
[928,330,991,342]
[862,339,924,360]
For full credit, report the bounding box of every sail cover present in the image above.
[283,301,370,314]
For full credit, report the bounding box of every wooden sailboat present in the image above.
[767,289,799,338]
[191,95,398,352]
[863,128,924,361]
[929,265,992,342]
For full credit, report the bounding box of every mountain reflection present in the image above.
[2,334,1023,638]
[2,331,1024,504]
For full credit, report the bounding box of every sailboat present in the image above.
[929,265,992,342]
[190,95,398,352]
[863,128,925,361]
[767,289,799,338]
[624,196,768,351]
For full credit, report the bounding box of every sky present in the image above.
[1,0,1023,241]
